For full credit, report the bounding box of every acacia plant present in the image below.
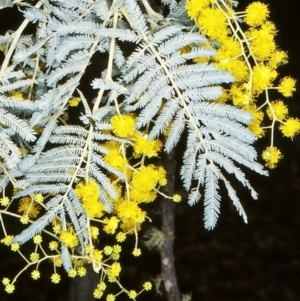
[0,0,299,300]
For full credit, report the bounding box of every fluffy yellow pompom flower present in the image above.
[113,244,122,254]
[33,235,43,244]
[60,230,79,248]
[2,278,10,285]
[5,283,15,294]
[133,133,162,158]
[185,0,216,19]
[90,226,99,239]
[131,165,166,192]
[197,8,228,40]
[77,266,87,277]
[103,216,120,234]
[52,223,62,234]
[266,100,288,121]
[132,248,141,256]
[230,85,252,108]
[104,246,113,255]
[185,0,200,19]
[279,118,300,138]
[51,273,61,284]
[53,256,63,267]
[9,90,24,100]
[68,97,81,107]
[11,243,20,252]
[249,27,276,60]
[128,290,138,299]
[111,114,136,138]
[143,281,152,291]
[1,235,14,246]
[116,200,146,224]
[75,180,106,218]
[97,281,107,291]
[93,249,103,261]
[0,197,10,206]
[244,2,269,26]
[278,77,296,97]
[30,252,40,262]
[94,289,103,299]
[20,215,29,224]
[269,50,288,68]
[247,106,265,137]
[75,179,99,202]
[130,165,166,202]
[49,241,58,250]
[216,59,248,83]
[107,262,121,277]
[262,146,282,168]
[31,270,40,280]
[18,197,41,219]
[116,232,126,242]
[252,64,277,93]
[68,269,77,278]
[34,193,44,203]
[106,294,115,301]
[173,194,182,203]
[215,37,242,60]
[104,149,128,172]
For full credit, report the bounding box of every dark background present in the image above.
[1,0,300,300]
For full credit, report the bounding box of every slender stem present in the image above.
[160,149,181,301]
[0,1,43,80]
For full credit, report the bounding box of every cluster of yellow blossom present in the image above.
[133,133,163,158]
[2,278,15,293]
[8,90,24,101]
[185,0,299,168]
[68,96,81,107]
[18,196,41,220]
[111,114,136,138]
[0,112,168,300]
[0,215,151,299]
[75,179,106,218]
[60,230,79,248]
[130,165,166,202]
[1,2,186,297]
[1,112,167,298]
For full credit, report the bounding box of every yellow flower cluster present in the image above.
[107,261,121,278]
[279,118,300,139]
[130,165,167,203]
[185,0,298,168]
[0,197,10,206]
[2,278,15,294]
[18,196,41,219]
[262,146,283,169]
[94,281,107,299]
[244,2,269,26]
[104,216,120,234]
[60,230,79,248]
[133,133,162,158]
[68,96,81,107]
[1,100,170,301]
[104,148,128,172]
[9,90,24,101]
[111,114,136,138]
[75,179,106,218]
[114,199,146,233]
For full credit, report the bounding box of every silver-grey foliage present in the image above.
[0,0,267,258]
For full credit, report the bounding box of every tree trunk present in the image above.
[160,149,181,301]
